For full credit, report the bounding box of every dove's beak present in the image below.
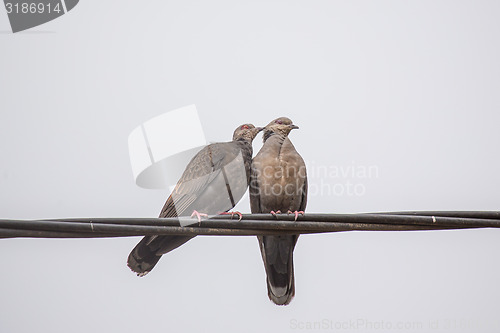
[256,127,264,132]
[289,124,299,130]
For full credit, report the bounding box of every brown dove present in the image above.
[128,124,263,276]
[250,117,307,305]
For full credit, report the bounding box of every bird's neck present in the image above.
[262,132,293,158]
[263,130,287,144]
[235,138,253,156]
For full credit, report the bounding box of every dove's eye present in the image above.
[275,120,283,124]
[241,125,250,130]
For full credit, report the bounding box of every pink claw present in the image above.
[191,210,208,224]
[270,210,282,217]
[219,211,243,221]
[287,210,305,221]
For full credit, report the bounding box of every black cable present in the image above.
[0,211,498,239]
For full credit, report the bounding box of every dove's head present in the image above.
[263,117,299,140]
[233,123,264,142]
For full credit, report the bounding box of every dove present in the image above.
[250,117,307,305]
[128,124,263,276]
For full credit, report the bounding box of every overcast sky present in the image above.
[1,1,500,332]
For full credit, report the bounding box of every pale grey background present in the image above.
[1,1,500,332]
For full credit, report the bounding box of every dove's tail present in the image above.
[258,235,298,305]
[127,235,194,276]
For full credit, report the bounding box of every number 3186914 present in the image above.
[5,2,62,14]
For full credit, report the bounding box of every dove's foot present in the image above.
[219,211,243,221]
[287,210,305,221]
[190,210,208,225]
[270,210,282,217]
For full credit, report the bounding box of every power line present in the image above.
[1,211,499,239]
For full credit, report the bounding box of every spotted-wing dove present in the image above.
[250,117,307,305]
[128,124,263,276]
